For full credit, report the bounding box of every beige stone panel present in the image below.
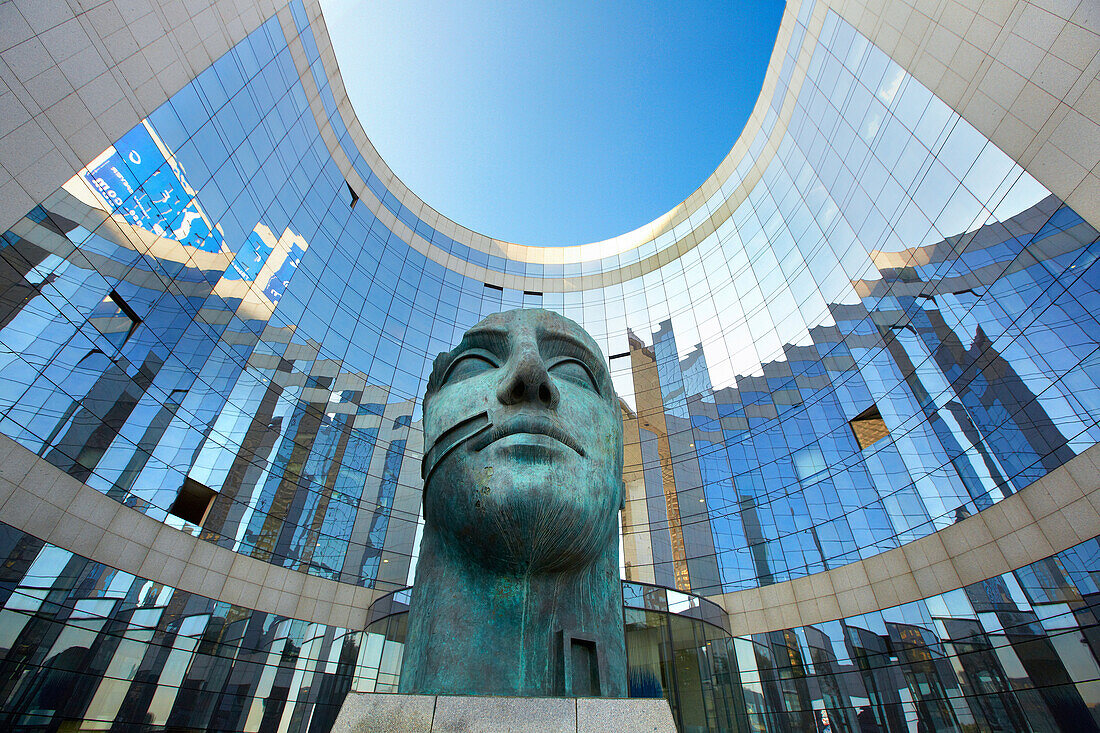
[832,0,1100,229]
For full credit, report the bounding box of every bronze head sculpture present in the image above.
[400,308,627,697]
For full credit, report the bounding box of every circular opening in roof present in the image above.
[322,0,785,247]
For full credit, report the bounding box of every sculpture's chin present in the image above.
[425,462,618,573]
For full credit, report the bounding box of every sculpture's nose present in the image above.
[497,346,559,409]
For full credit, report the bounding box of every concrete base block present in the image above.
[331,692,676,733]
[331,693,436,733]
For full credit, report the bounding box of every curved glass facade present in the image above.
[0,0,1098,730]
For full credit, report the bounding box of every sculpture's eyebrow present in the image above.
[426,326,510,398]
[453,326,509,359]
[538,330,608,384]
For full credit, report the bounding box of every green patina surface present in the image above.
[400,309,627,697]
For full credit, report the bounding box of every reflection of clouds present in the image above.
[877,66,903,105]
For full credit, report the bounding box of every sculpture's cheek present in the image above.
[423,379,498,448]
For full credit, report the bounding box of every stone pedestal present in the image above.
[331,692,676,733]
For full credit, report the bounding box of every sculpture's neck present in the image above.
[399,528,626,697]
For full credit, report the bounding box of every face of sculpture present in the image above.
[422,309,623,572]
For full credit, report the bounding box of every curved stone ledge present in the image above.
[0,433,385,630]
[294,0,801,278]
[715,442,1100,634]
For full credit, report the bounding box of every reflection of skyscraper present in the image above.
[738,493,775,587]
[624,324,723,594]
[1,0,1099,730]
[627,328,689,591]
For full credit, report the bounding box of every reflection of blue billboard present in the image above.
[224,227,305,303]
[264,242,304,306]
[84,122,224,253]
[226,230,274,282]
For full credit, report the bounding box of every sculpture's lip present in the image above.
[470,414,586,457]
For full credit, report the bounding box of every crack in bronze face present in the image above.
[421,411,491,486]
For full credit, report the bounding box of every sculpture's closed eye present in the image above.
[549,358,599,393]
[444,352,497,384]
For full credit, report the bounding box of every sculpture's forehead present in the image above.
[473,309,596,351]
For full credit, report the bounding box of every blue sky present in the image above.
[320,1,786,246]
